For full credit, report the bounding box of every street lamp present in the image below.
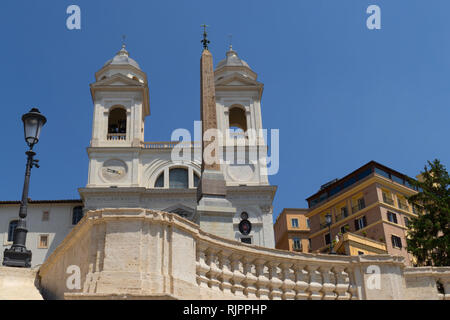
[325,213,335,254]
[3,108,46,268]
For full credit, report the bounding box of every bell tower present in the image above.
[214,46,268,186]
[89,44,149,148]
[85,44,150,188]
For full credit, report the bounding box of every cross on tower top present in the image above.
[201,24,210,50]
[228,34,233,51]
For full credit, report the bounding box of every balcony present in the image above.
[107,133,126,141]
[382,194,394,206]
[352,200,366,214]
[398,201,409,211]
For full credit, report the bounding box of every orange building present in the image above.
[305,161,419,266]
[274,208,310,253]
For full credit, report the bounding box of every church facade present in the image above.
[1,44,276,267]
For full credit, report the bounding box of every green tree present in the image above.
[406,159,450,266]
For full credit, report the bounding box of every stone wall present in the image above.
[0,266,43,300]
[37,208,450,300]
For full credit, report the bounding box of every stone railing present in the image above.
[37,209,450,300]
[195,237,358,300]
[403,267,450,300]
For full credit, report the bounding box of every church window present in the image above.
[107,107,127,139]
[228,106,247,132]
[8,220,18,242]
[155,172,164,188]
[169,168,189,189]
[72,206,84,225]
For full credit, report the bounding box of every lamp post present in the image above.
[3,108,46,268]
[325,213,335,254]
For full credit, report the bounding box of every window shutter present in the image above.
[391,235,395,247]
[362,216,367,227]
[393,214,398,224]
[354,219,359,230]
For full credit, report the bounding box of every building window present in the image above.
[308,239,312,250]
[397,196,409,211]
[194,174,200,188]
[352,197,366,214]
[358,198,366,210]
[354,216,367,231]
[72,206,84,225]
[341,207,348,219]
[42,211,50,221]
[38,235,49,249]
[169,168,189,189]
[291,218,299,228]
[324,233,331,245]
[292,237,302,251]
[155,172,164,188]
[358,251,365,255]
[7,220,18,242]
[404,217,410,228]
[306,218,311,229]
[391,235,402,249]
[382,190,394,205]
[241,237,251,244]
[340,224,349,234]
[387,211,398,224]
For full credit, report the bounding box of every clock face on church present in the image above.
[101,159,127,182]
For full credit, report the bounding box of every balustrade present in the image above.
[195,239,359,300]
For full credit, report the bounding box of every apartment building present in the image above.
[305,161,419,266]
[274,208,310,253]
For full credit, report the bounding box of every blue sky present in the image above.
[0,1,449,221]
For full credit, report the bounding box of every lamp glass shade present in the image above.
[325,213,332,225]
[22,108,46,148]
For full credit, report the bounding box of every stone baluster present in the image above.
[280,263,296,300]
[242,257,258,299]
[333,266,351,300]
[345,267,359,300]
[306,265,323,300]
[294,264,309,300]
[320,266,337,300]
[218,251,233,295]
[230,254,245,297]
[268,262,283,300]
[196,245,210,288]
[254,259,270,299]
[205,248,222,291]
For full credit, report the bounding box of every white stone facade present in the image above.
[81,45,276,247]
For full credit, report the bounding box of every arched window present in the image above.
[169,168,189,189]
[72,206,84,225]
[229,106,247,132]
[8,220,18,242]
[194,173,200,188]
[155,172,164,188]
[108,107,127,140]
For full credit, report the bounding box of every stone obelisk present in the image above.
[194,26,235,239]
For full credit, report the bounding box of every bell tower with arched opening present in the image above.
[214,46,268,186]
[89,44,149,148]
[85,44,150,188]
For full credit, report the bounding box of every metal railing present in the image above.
[382,194,394,205]
[107,133,126,141]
